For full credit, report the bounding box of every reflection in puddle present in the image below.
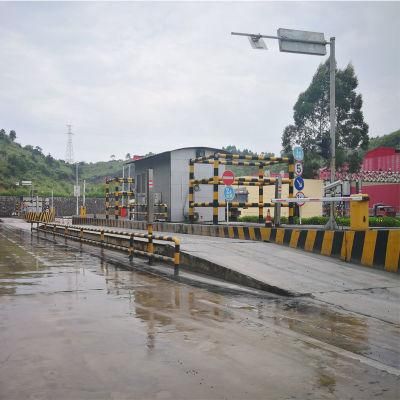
[1,224,399,375]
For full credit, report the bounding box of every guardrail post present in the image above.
[80,227,83,241]
[129,233,134,261]
[174,239,180,276]
[147,224,154,265]
[100,229,105,247]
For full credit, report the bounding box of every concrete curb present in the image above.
[73,217,400,273]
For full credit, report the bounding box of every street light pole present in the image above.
[232,28,337,230]
[326,37,338,230]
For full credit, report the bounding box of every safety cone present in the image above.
[265,209,273,227]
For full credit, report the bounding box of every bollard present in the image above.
[174,239,180,276]
[147,224,154,265]
[128,233,134,261]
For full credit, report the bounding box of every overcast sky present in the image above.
[1,1,399,162]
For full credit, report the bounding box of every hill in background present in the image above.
[0,129,125,197]
[368,129,400,150]
[1,128,398,197]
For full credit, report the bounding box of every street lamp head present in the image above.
[248,35,268,50]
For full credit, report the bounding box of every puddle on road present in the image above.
[0,223,399,399]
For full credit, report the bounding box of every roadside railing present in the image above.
[31,222,180,275]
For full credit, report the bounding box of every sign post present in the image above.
[224,186,235,224]
[295,191,306,224]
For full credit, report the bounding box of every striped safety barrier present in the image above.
[25,209,55,223]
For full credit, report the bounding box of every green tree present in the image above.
[282,61,369,177]
[9,130,16,141]
[125,153,131,160]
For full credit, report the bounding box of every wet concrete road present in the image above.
[1,221,399,399]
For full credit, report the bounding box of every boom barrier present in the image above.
[31,222,180,275]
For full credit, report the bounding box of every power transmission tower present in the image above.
[65,124,74,164]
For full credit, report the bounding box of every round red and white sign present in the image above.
[222,170,235,186]
[296,191,306,207]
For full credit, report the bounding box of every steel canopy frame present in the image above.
[189,153,295,225]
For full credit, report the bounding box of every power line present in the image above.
[65,124,74,164]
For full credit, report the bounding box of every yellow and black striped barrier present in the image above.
[25,209,55,223]
[189,152,294,225]
[105,177,135,220]
[207,226,399,273]
[32,222,180,275]
[73,217,399,273]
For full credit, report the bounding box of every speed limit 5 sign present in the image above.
[294,162,303,176]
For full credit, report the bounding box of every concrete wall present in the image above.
[240,179,323,218]
[0,196,104,217]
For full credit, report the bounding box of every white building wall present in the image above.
[170,149,225,222]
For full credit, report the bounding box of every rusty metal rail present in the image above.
[31,222,180,275]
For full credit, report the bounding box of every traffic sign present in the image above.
[294,162,303,176]
[296,192,306,207]
[222,170,235,186]
[277,28,327,56]
[224,186,235,201]
[293,146,304,161]
[294,176,305,191]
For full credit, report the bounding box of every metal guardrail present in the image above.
[31,222,180,275]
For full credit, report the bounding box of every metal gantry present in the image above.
[189,152,295,225]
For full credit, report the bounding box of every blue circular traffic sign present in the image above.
[293,146,304,161]
[294,176,305,191]
[224,186,235,201]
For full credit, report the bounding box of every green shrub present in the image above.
[237,214,400,227]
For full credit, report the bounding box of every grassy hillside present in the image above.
[368,129,400,150]
[0,130,125,197]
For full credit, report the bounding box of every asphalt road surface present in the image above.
[1,219,399,399]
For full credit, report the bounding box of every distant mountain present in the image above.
[368,129,400,150]
[0,129,126,197]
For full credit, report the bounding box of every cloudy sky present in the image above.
[1,1,399,162]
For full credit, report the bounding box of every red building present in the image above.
[318,147,400,213]
[362,147,400,172]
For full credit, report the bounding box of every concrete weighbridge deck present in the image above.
[70,220,400,325]
[73,217,400,273]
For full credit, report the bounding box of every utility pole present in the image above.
[325,37,338,230]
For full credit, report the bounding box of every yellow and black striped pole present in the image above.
[174,239,180,276]
[258,166,264,223]
[105,179,109,220]
[114,182,119,220]
[288,157,294,224]
[213,157,219,225]
[189,160,194,223]
[147,223,153,265]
